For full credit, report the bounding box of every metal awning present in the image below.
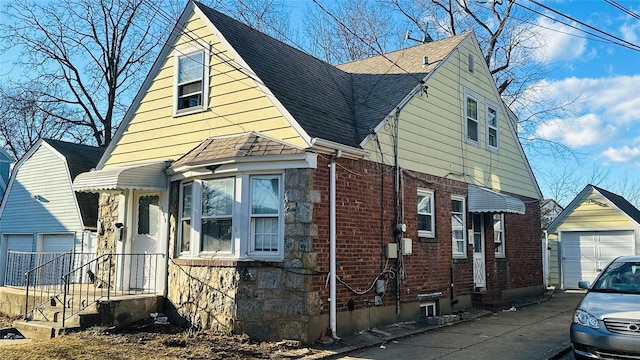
[73,161,169,193]
[468,185,525,214]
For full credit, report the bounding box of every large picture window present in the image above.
[451,196,466,258]
[174,46,209,115]
[178,174,283,260]
[417,189,435,238]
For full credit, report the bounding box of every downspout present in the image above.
[329,149,342,339]
[393,108,402,317]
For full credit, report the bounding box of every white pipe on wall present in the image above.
[329,149,341,339]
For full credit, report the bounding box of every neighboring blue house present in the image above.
[0,139,103,285]
[0,148,14,201]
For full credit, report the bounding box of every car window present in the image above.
[592,261,640,294]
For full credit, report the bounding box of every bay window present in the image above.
[178,174,284,259]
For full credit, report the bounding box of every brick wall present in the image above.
[311,156,542,313]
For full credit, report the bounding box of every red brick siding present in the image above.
[311,156,542,313]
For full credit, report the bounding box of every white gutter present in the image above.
[329,149,342,339]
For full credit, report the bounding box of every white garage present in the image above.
[561,230,635,289]
[546,184,640,290]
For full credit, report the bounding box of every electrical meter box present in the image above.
[384,243,397,259]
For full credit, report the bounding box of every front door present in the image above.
[129,192,160,290]
[472,214,486,289]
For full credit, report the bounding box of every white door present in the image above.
[129,192,160,290]
[562,230,635,289]
[2,234,34,285]
[472,214,486,289]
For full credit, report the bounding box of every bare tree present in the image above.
[0,0,164,147]
[164,0,292,42]
[0,83,78,159]
[304,0,400,63]
[387,0,542,98]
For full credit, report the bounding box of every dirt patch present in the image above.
[0,312,320,359]
[0,313,21,329]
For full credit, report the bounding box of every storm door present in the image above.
[472,214,486,289]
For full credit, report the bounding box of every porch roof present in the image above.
[468,185,526,215]
[73,161,169,193]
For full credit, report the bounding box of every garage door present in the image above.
[41,234,74,253]
[3,234,34,285]
[562,230,635,289]
[39,234,75,284]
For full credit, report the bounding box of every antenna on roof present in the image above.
[405,27,433,44]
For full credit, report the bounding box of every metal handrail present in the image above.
[23,252,72,321]
[61,252,164,328]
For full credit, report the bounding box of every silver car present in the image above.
[570,256,640,360]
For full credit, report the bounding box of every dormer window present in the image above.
[174,46,209,116]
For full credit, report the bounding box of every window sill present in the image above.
[173,106,208,118]
[418,236,438,243]
[172,257,283,267]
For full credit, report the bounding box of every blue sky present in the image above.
[1,0,639,206]
[516,0,640,205]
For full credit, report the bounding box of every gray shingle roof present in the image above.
[171,132,305,169]
[45,139,104,229]
[195,2,467,148]
[592,185,640,225]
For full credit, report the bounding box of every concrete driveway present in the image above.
[338,291,584,360]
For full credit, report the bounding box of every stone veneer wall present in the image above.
[95,192,120,288]
[166,168,322,343]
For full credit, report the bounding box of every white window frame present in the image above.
[493,214,505,258]
[486,101,499,151]
[249,175,284,255]
[177,173,284,260]
[178,182,192,255]
[173,45,210,117]
[451,195,467,258]
[417,189,435,238]
[464,90,480,145]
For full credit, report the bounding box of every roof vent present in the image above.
[423,56,429,66]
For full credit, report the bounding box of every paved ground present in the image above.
[309,290,584,360]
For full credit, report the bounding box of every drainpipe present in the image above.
[329,149,341,339]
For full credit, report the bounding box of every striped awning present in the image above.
[73,161,169,193]
[468,185,525,214]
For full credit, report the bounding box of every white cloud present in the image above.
[532,75,640,124]
[531,16,587,64]
[620,20,640,44]
[601,146,640,163]
[534,114,616,148]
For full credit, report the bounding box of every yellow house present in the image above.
[73,1,543,343]
[546,184,640,289]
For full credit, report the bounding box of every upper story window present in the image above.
[178,174,284,260]
[417,189,435,238]
[451,196,467,258]
[493,214,505,257]
[486,102,499,150]
[465,94,479,144]
[174,46,209,116]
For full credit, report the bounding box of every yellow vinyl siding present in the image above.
[365,38,539,199]
[104,12,304,168]
[547,233,560,286]
[555,193,632,229]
